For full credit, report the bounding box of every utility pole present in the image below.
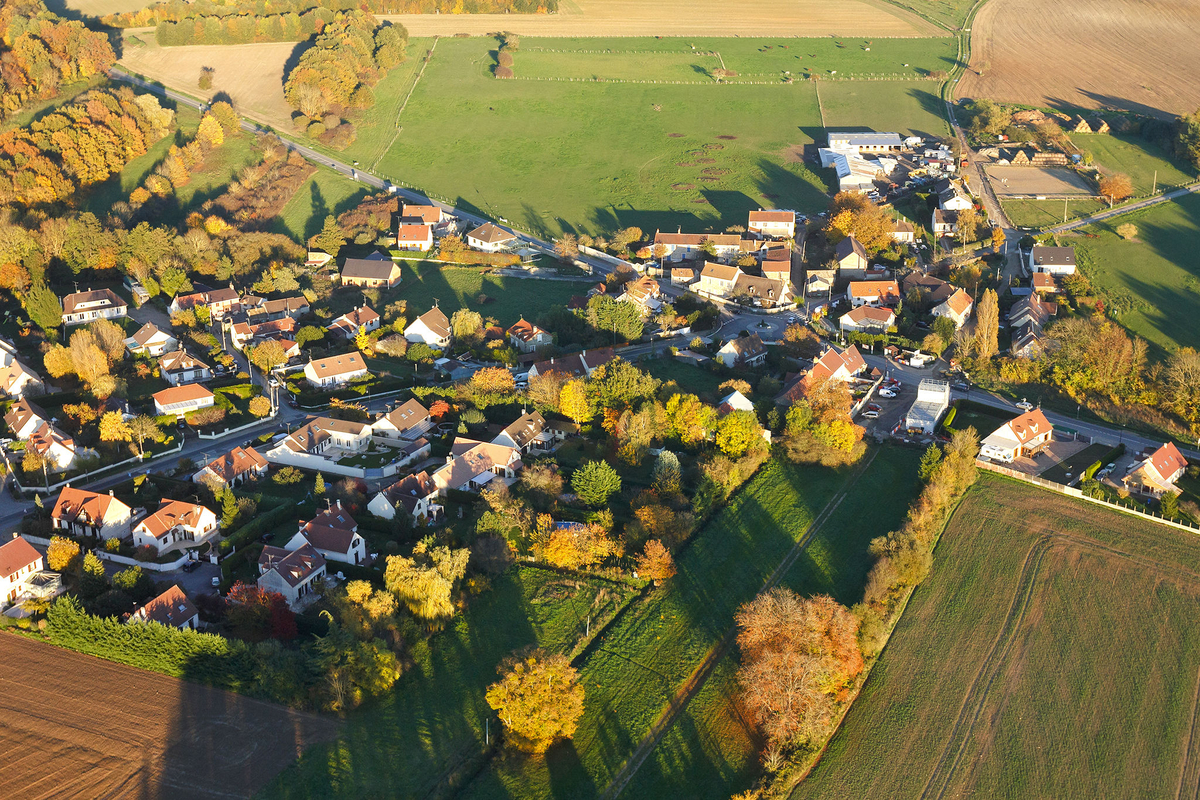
[1152,170,1157,195]
[1063,198,1068,223]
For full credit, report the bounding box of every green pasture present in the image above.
[795,474,1200,798]
[1070,133,1196,194]
[1002,197,1106,229]
[818,80,949,138]
[275,169,371,243]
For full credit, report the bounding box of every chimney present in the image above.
[109,490,114,496]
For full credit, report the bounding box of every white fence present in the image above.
[19,535,192,573]
[197,411,277,440]
[11,439,185,495]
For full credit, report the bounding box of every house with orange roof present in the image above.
[51,487,133,540]
[0,537,47,611]
[979,409,1053,463]
[932,287,974,328]
[133,500,219,554]
[131,585,198,629]
[153,384,215,418]
[1123,442,1189,498]
[431,438,522,494]
[507,318,553,353]
[330,305,381,340]
[839,305,896,333]
[747,209,796,239]
[847,280,901,308]
[303,351,370,388]
[192,445,269,487]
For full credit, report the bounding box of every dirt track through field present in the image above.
[0,634,338,800]
[959,0,1200,118]
[382,0,938,37]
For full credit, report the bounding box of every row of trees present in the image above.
[0,87,174,205]
[158,7,360,46]
[0,0,116,122]
[103,0,554,28]
[129,102,240,208]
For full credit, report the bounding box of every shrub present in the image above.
[306,121,326,139]
[495,66,514,79]
[498,51,514,67]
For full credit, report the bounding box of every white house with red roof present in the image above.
[28,423,78,471]
[329,305,381,340]
[369,471,441,522]
[396,222,434,251]
[192,445,269,487]
[131,585,198,629]
[776,344,867,405]
[303,352,370,388]
[159,350,212,386]
[4,397,48,440]
[932,288,974,329]
[133,500,219,555]
[839,305,896,333]
[51,487,132,540]
[980,409,1054,463]
[466,222,518,252]
[153,384,215,418]
[847,280,901,308]
[285,501,367,565]
[747,209,796,239]
[1,536,46,611]
[405,306,452,349]
[1123,442,1189,498]
[507,318,553,353]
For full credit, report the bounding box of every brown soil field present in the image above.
[959,0,1200,118]
[119,36,299,130]
[381,0,938,37]
[984,165,1095,196]
[0,634,338,800]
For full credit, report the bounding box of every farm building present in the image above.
[826,132,904,153]
[905,380,951,434]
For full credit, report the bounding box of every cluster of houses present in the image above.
[819,132,955,195]
[1007,245,1075,357]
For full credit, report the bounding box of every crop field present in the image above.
[0,633,337,800]
[624,446,924,800]
[889,0,977,30]
[457,458,856,799]
[1001,197,1106,229]
[959,0,1200,118]
[1070,133,1198,195]
[984,165,1094,197]
[1072,193,1200,352]
[797,474,1200,798]
[379,0,941,38]
[817,80,949,137]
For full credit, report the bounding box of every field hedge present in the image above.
[46,596,256,689]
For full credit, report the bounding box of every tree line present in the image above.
[0,0,116,122]
[104,0,555,28]
[157,7,365,47]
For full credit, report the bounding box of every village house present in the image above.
[258,543,326,609]
[933,208,958,237]
[28,423,77,471]
[230,317,298,351]
[890,221,916,243]
[1032,273,1060,294]
[169,284,239,318]
[263,416,374,473]
[840,305,896,333]
[131,585,198,630]
[0,360,43,399]
[286,502,367,566]
[1123,442,1189,499]
[61,288,127,326]
[1009,295,1057,358]
[805,269,835,297]
[51,488,132,540]
[153,384,215,418]
[4,397,48,440]
[718,390,755,415]
[936,179,973,211]
[732,273,785,307]
[303,351,370,388]
[670,268,696,286]
[776,344,867,405]
[847,280,901,308]
[238,296,310,325]
[932,288,974,328]
[1027,245,1076,275]
[432,439,522,494]
[369,471,441,522]
[507,318,553,353]
[761,261,796,300]
[400,202,446,225]
[133,500,219,554]
[653,231,741,262]
[747,209,797,239]
[329,305,381,340]
[903,273,956,305]
[396,223,434,251]
[491,410,566,454]
[620,276,663,315]
[256,333,301,360]
[125,322,178,357]
[979,409,1054,463]
[466,222,518,252]
[404,306,452,350]
[159,350,212,386]
[525,348,616,380]
[192,445,269,487]
[0,537,47,611]
[341,257,402,289]
[834,235,870,278]
[717,334,767,368]
[372,399,432,441]
[697,262,743,298]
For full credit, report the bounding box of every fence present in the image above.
[975,459,1200,535]
[11,439,185,495]
[19,535,192,573]
[196,411,278,440]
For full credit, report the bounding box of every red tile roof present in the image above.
[0,537,41,579]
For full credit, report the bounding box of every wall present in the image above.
[20,535,192,573]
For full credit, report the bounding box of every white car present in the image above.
[1016,399,1034,411]
[862,410,880,419]
[879,389,897,398]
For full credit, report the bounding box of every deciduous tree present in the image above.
[973,288,999,360]
[636,539,676,585]
[47,535,81,572]
[559,379,593,425]
[384,540,470,623]
[486,651,584,753]
[128,415,164,457]
[99,411,132,446]
[1099,173,1134,204]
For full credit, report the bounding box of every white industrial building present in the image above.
[905,380,951,434]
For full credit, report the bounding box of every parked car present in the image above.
[952,382,970,391]
[867,403,882,412]
[1016,399,1034,411]
[879,389,897,398]
[862,410,880,419]
[260,533,275,543]
[211,577,220,588]
[181,561,197,573]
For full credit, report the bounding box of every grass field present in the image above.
[795,474,1200,798]
[624,446,924,800]
[1070,133,1197,194]
[275,169,372,243]
[890,0,978,30]
[261,567,637,800]
[458,457,855,799]
[644,358,726,399]
[1072,193,1200,352]
[1001,197,1107,229]
[817,80,948,138]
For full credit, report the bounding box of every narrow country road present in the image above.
[1044,183,1200,233]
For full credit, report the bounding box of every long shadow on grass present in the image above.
[907,86,952,138]
[754,159,835,212]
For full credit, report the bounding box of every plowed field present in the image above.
[959,0,1200,118]
[0,634,338,800]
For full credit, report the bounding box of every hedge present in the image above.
[942,406,957,429]
[219,502,298,553]
[46,596,255,690]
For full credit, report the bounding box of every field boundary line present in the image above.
[920,534,1052,799]
[1177,660,1200,800]
[815,81,826,128]
[599,449,880,800]
[372,36,439,171]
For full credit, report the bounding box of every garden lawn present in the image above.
[622,445,924,800]
[274,168,371,243]
[794,474,1200,798]
[1001,197,1106,229]
[817,80,949,138]
[458,457,853,799]
[644,357,727,400]
[943,401,1011,437]
[257,567,638,800]
[354,37,835,239]
[1069,132,1196,194]
[1073,192,1200,353]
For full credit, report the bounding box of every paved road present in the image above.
[107,68,614,276]
[1045,183,1200,233]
